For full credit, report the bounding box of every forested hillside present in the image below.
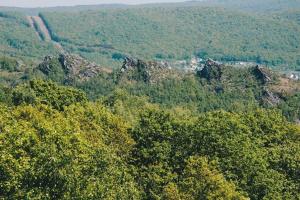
[0,11,57,61]
[39,7,300,69]
[0,46,299,200]
[1,2,300,70]
[26,54,299,122]
[203,0,300,12]
[277,9,300,25]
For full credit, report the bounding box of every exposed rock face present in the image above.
[121,57,170,72]
[119,57,172,83]
[38,55,55,75]
[38,54,110,82]
[254,65,272,84]
[263,88,281,106]
[121,57,138,72]
[198,58,223,81]
[58,54,105,80]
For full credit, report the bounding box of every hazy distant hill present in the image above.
[0,4,129,15]
[202,0,300,12]
[277,9,300,24]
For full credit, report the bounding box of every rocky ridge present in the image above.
[38,54,111,82]
[198,58,224,81]
[253,65,273,84]
[119,57,175,83]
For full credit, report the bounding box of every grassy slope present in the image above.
[40,6,300,69]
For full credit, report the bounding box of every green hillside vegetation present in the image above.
[0,79,299,199]
[203,0,300,12]
[1,3,300,70]
[39,7,300,69]
[2,0,300,14]
[0,11,57,61]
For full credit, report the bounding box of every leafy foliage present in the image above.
[12,79,87,110]
[0,78,299,199]
[0,56,19,72]
[130,108,300,199]
[0,104,140,199]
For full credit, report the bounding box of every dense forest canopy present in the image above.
[0,78,299,199]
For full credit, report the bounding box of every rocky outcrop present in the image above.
[119,57,173,83]
[38,55,60,76]
[198,58,223,81]
[121,57,138,72]
[121,57,170,72]
[58,54,106,80]
[38,54,110,82]
[253,65,272,84]
[262,88,281,106]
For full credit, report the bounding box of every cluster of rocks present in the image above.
[253,65,272,84]
[198,58,224,81]
[121,57,139,72]
[263,88,281,106]
[252,65,282,105]
[38,55,57,75]
[120,57,172,83]
[58,54,106,80]
[39,54,108,82]
[121,57,170,72]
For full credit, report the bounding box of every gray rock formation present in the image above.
[119,57,172,83]
[58,54,104,80]
[263,88,281,106]
[121,57,138,72]
[38,54,108,82]
[198,58,223,81]
[121,57,169,72]
[254,65,272,84]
